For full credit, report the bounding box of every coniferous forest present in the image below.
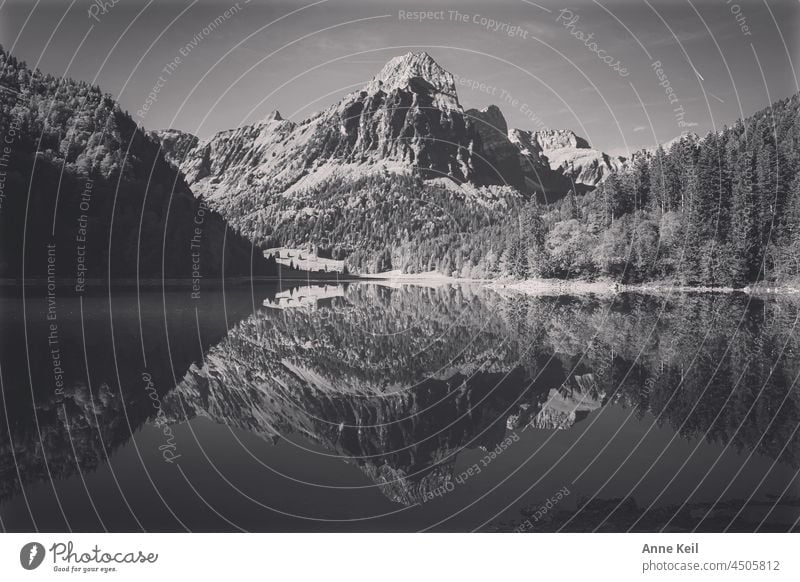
[0,46,272,280]
[240,94,800,287]
[364,96,800,286]
[2,42,798,287]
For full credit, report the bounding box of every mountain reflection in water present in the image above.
[1,283,798,531]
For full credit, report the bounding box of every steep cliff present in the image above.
[157,52,618,268]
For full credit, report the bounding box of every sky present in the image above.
[1,0,798,157]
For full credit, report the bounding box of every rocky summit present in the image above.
[162,51,616,198]
[153,52,620,267]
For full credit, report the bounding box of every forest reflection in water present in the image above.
[1,283,798,531]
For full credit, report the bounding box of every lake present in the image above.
[1,282,798,532]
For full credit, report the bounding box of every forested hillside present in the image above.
[0,46,272,281]
[397,94,800,286]
[159,52,619,277]
[8,41,794,287]
[247,171,520,273]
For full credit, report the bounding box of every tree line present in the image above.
[382,93,800,285]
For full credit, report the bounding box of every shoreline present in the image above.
[488,278,800,296]
[3,274,798,296]
[0,274,363,289]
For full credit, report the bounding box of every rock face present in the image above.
[533,128,591,151]
[466,105,527,189]
[509,128,622,195]
[177,52,488,207]
[300,51,480,183]
[464,110,619,199]
[365,51,459,107]
[154,52,619,261]
[178,113,300,196]
[170,53,619,200]
[146,128,198,170]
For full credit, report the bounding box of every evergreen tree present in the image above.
[727,143,759,286]
[649,146,667,214]
[633,155,651,211]
[680,165,703,284]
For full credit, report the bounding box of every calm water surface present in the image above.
[1,283,798,531]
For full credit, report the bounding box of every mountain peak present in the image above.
[264,109,283,122]
[471,105,508,134]
[531,128,590,151]
[365,51,457,99]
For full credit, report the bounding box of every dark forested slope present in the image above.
[0,46,272,281]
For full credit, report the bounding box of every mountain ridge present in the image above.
[156,52,618,198]
[149,52,622,272]
[147,52,800,285]
[0,45,273,281]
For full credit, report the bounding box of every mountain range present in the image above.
[149,51,799,284]
[152,52,621,263]
[4,46,796,284]
[150,51,800,285]
[158,52,619,197]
